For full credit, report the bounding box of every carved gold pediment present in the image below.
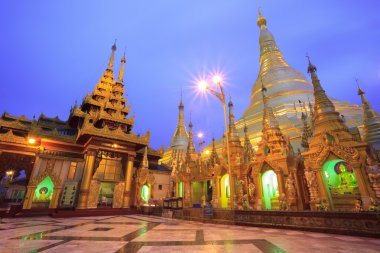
[308,142,360,167]
[30,160,62,187]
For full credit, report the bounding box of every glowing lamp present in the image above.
[197,132,204,138]
[205,150,210,155]
[6,170,14,176]
[198,80,208,91]
[112,144,118,148]
[28,138,36,144]
[212,75,222,84]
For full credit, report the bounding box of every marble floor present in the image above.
[0,215,379,253]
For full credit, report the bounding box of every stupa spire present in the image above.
[208,137,220,168]
[108,40,117,70]
[228,97,239,142]
[356,81,380,145]
[140,146,149,170]
[170,95,189,149]
[186,120,196,155]
[301,112,313,149]
[306,55,346,135]
[243,121,255,163]
[261,80,279,131]
[117,51,126,83]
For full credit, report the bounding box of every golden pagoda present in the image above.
[234,10,363,150]
[160,96,189,166]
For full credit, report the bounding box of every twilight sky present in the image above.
[0,0,379,149]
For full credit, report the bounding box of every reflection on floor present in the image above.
[0,214,379,253]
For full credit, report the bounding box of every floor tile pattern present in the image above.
[0,214,379,252]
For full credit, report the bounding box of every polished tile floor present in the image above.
[0,214,379,253]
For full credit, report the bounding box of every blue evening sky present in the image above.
[0,0,379,149]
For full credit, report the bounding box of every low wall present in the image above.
[172,208,380,238]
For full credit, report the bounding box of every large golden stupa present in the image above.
[232,10,363,150]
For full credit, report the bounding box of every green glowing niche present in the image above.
[262,170,279,210]
[178,181,183,198]
[141,184,150,203]
[34,176,54,201]
[323,159,358,195]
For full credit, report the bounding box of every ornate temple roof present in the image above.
[68,42,149,146]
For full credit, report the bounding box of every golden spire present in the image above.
[306,55,347,136]
[356,80,380,145]
[307,55,338,116]
[208,136,220,167]
[261,79,279,130]
[301,112,312,149]
[170,95,188,149]
[228,98,238,139]
[186,119,196,155]
[117,51,126,83]
[243,120,255,163]
[140,146,149,170]
[108,39,117,70]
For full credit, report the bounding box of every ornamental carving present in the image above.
[112,182,125,208]
[30,159,62,187]
[87,180,100,208]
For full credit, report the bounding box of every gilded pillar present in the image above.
[353,160,372,208]
[275,170,286,196]
[23,186,37,209]
[122,155,135,208]
[49,187,62,209]
[253,171,262,210]
[215,176,221,208]
[316,169,330,209]
[23,155,40,209]
[77,150,96,209]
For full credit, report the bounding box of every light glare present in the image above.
[212,75,222,84]
[198,80,208,91]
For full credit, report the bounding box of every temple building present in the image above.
[163,9,380,212]
[0,43,169,211]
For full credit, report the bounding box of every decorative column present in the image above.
[22,155,40,209]
[353,159,372,209]
[275,170,286,196]
[49,187,62,209]
[77,150,97,209]
[253,171,262,210]
[315,169,330,209]
[123,155,135,208]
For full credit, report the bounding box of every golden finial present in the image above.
[306,53,317,73]
[356,78,365,95]
[257,7,267,29]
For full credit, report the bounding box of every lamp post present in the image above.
[198,76,234,209]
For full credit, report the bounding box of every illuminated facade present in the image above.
[164,10,380,212]
[0,43,169,210]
